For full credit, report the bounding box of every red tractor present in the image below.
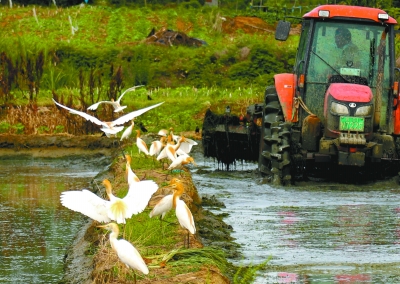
[203,5,400,184]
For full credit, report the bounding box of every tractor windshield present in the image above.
[305,21,390,122]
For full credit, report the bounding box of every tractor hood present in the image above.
[327,83,373,103]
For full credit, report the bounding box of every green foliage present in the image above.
[54,125,65,134]
[37,125,50,134]
[11,123,25,134]
[0,121,11,133]
[233,257,271,284]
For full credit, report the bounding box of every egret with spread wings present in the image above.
[52,99,164,137]
[87,85,144,113]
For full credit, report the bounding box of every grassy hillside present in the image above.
[0,4,300,135]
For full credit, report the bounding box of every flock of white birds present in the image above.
[53,87,198,281]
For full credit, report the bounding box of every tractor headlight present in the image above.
[331,102,349,115]
[355,105,373,116]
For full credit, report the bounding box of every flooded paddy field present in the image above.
[191,152,400,283]
[0,154,110,283]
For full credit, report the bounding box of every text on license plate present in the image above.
[339,116,364,131]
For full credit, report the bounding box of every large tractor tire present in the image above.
[258,86,292,185]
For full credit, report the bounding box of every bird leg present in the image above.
[184,230,190,248]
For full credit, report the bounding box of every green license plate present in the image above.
[339,116,364,131]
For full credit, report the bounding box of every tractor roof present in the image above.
[303,5,397,25]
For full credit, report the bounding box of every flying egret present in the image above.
[87,85,144,113]
[60,178,158,224]
[52,99,164,137]
[97,222,149,283]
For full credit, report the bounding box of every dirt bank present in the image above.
[0,134,234,284]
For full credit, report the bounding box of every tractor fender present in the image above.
[274,73,297,122]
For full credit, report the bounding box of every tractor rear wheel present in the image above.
[258,86,292,185]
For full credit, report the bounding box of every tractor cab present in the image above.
[252,4,400,184]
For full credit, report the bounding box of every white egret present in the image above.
[60,178,158,224]
[149,136,166,157]
[149,178,181,220]
[124,154,159,213]
[52,99,164,137]
[87,85,144,113]
[135,129,150,156]
[170,179,196,247]
[167,154,196,171]
[120,120,135,141]
[150,178,196,247]
[125,154,140,186]
[97,222,148,283]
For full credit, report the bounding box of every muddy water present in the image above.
[0,154,109,283]
[192,152,400,283]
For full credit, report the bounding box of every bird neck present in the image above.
[104,183,114,199]
[172,184,184,208]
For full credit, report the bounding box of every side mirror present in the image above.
[275,20,291,41]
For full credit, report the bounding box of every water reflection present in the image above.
[0,155,109,283]
[191,153,400,284]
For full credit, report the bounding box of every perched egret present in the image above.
[158,129,168,137]
[125,154,140,186]
[149,136,166,157]
[170,179,196,247]
[167,154,196,171]
[52,99,164,137]
[124,154,159,213]
[60,178,158,224]
[136,129,150,156]
[120,120,135,141]
[87,85,144,113]
[157,136,186,162]
[97,222,149,283]
[149,178,181,220]
[150,178,196,247]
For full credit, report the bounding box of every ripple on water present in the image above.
[191,152,400,283]
[0,156,109,283]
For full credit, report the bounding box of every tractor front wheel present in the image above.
[258,86,292,185]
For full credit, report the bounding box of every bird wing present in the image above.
[113,105,127,113]
[101,126,124,134]
[111,102,164,126]
[116,85,144,103]
[53,99,108,128]
[87,101,108,111]
[167,155,188,170]
[149,194,173,218]
[125,180,159,215]
[60,190,111,223]
[176,199,196,234]
[114,239,149,274]
[156,147,168,161]
[177,142,195,154]
[149,141,162,156]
